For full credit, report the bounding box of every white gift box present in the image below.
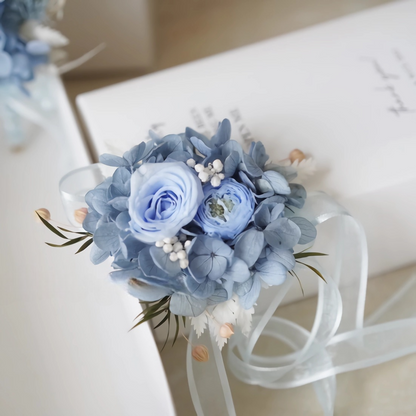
[0,68,174,415]
[78,0,416,295]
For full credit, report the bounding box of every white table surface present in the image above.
[0,72,175,416]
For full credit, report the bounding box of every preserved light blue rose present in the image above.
[129,162,203,243]
[195,178,255,240]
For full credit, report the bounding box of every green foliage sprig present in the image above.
[131,296,185,351]
[36,212,93,254]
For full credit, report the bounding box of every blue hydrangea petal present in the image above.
[123,141,147,165]
[208,255,228,280]
[185,127,210,146]
[289,217,317,245]
[271,203,285,222]
[12,53,32,80]
[184,274,216,299]
[94,222,121,253]
[249,141,269,169]
[116,211,130,231]
[264,164,297,182]
[99,153,129,167]
[169,293,207,317]
[190,136,212,157]
[266,247,296,270]
[190,254,213,280]
[111,269,173,301]
[112,167,131,195]
[255,259,288,286]
[211,119,231,148]
[207,288,229,305]
[222,257,250,283]
[255,178,273,194]
[238,170,256,192]
[286,184,307,209]
[120,233,147,261]
[26,40,50,55]
[165,150,193,163]
[239,153,263,179]
[108,196,128,211]
[127,279,172,302]
[0,51,12,78]
[261,170,291,195]
[253,204,271,229]
[234,229,264,267]
[150,245,181,276]
[138,247,171,280]
[223,150,240,178]
[90,243,110,265]
[237,274,262,309]
[222,278,234,299]
[90,188,115,215]
[211,238,233,259]
[264,218,301,250]
[83,211,100,233]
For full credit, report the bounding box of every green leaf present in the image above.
[129,308,166,332]
[46,235,88,248]
[182,316,186,328]
[296,261,327,283]
[161,311,171,352]
[294,252,327,259]
[172,314,180,347]
[57,227,91,236]
[75,238,93,254]
[290,269,304,296]
[154,311,169,330]
[37,212,68,240]
[135,296,170,321]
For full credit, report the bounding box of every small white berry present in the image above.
[195,164,205,173]
[198,171,210,182]
[213,159,223,172]
[180,259,189,269]
[169,252,178,262]
[163,244,173,253]
[179,233,187,242]
[173,241,183,252]
[184,240,192,249]
[211,175,221,187]
[163,237,173,244]
[177,250,187,260]
[171,236,178,244]
[186,158,196,168]
[218,173,225,180]
[155,240,164,247]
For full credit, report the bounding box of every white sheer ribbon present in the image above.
[56,166,416,415]
[186,192,416,415]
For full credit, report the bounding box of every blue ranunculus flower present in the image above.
[129,162,204,243]
[194,178,255,240]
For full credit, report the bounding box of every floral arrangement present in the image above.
[37,119,324,351]
[0,0,68,92]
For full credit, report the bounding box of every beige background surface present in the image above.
[63,1,416,414]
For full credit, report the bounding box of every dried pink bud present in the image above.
[289,149,306,163]
[219,323,234,339]
[192,345,209,362]
[35,208,51,222]
[74,208,88,224]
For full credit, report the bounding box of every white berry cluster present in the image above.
[155,234,192,269]
[186,158,225,187]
